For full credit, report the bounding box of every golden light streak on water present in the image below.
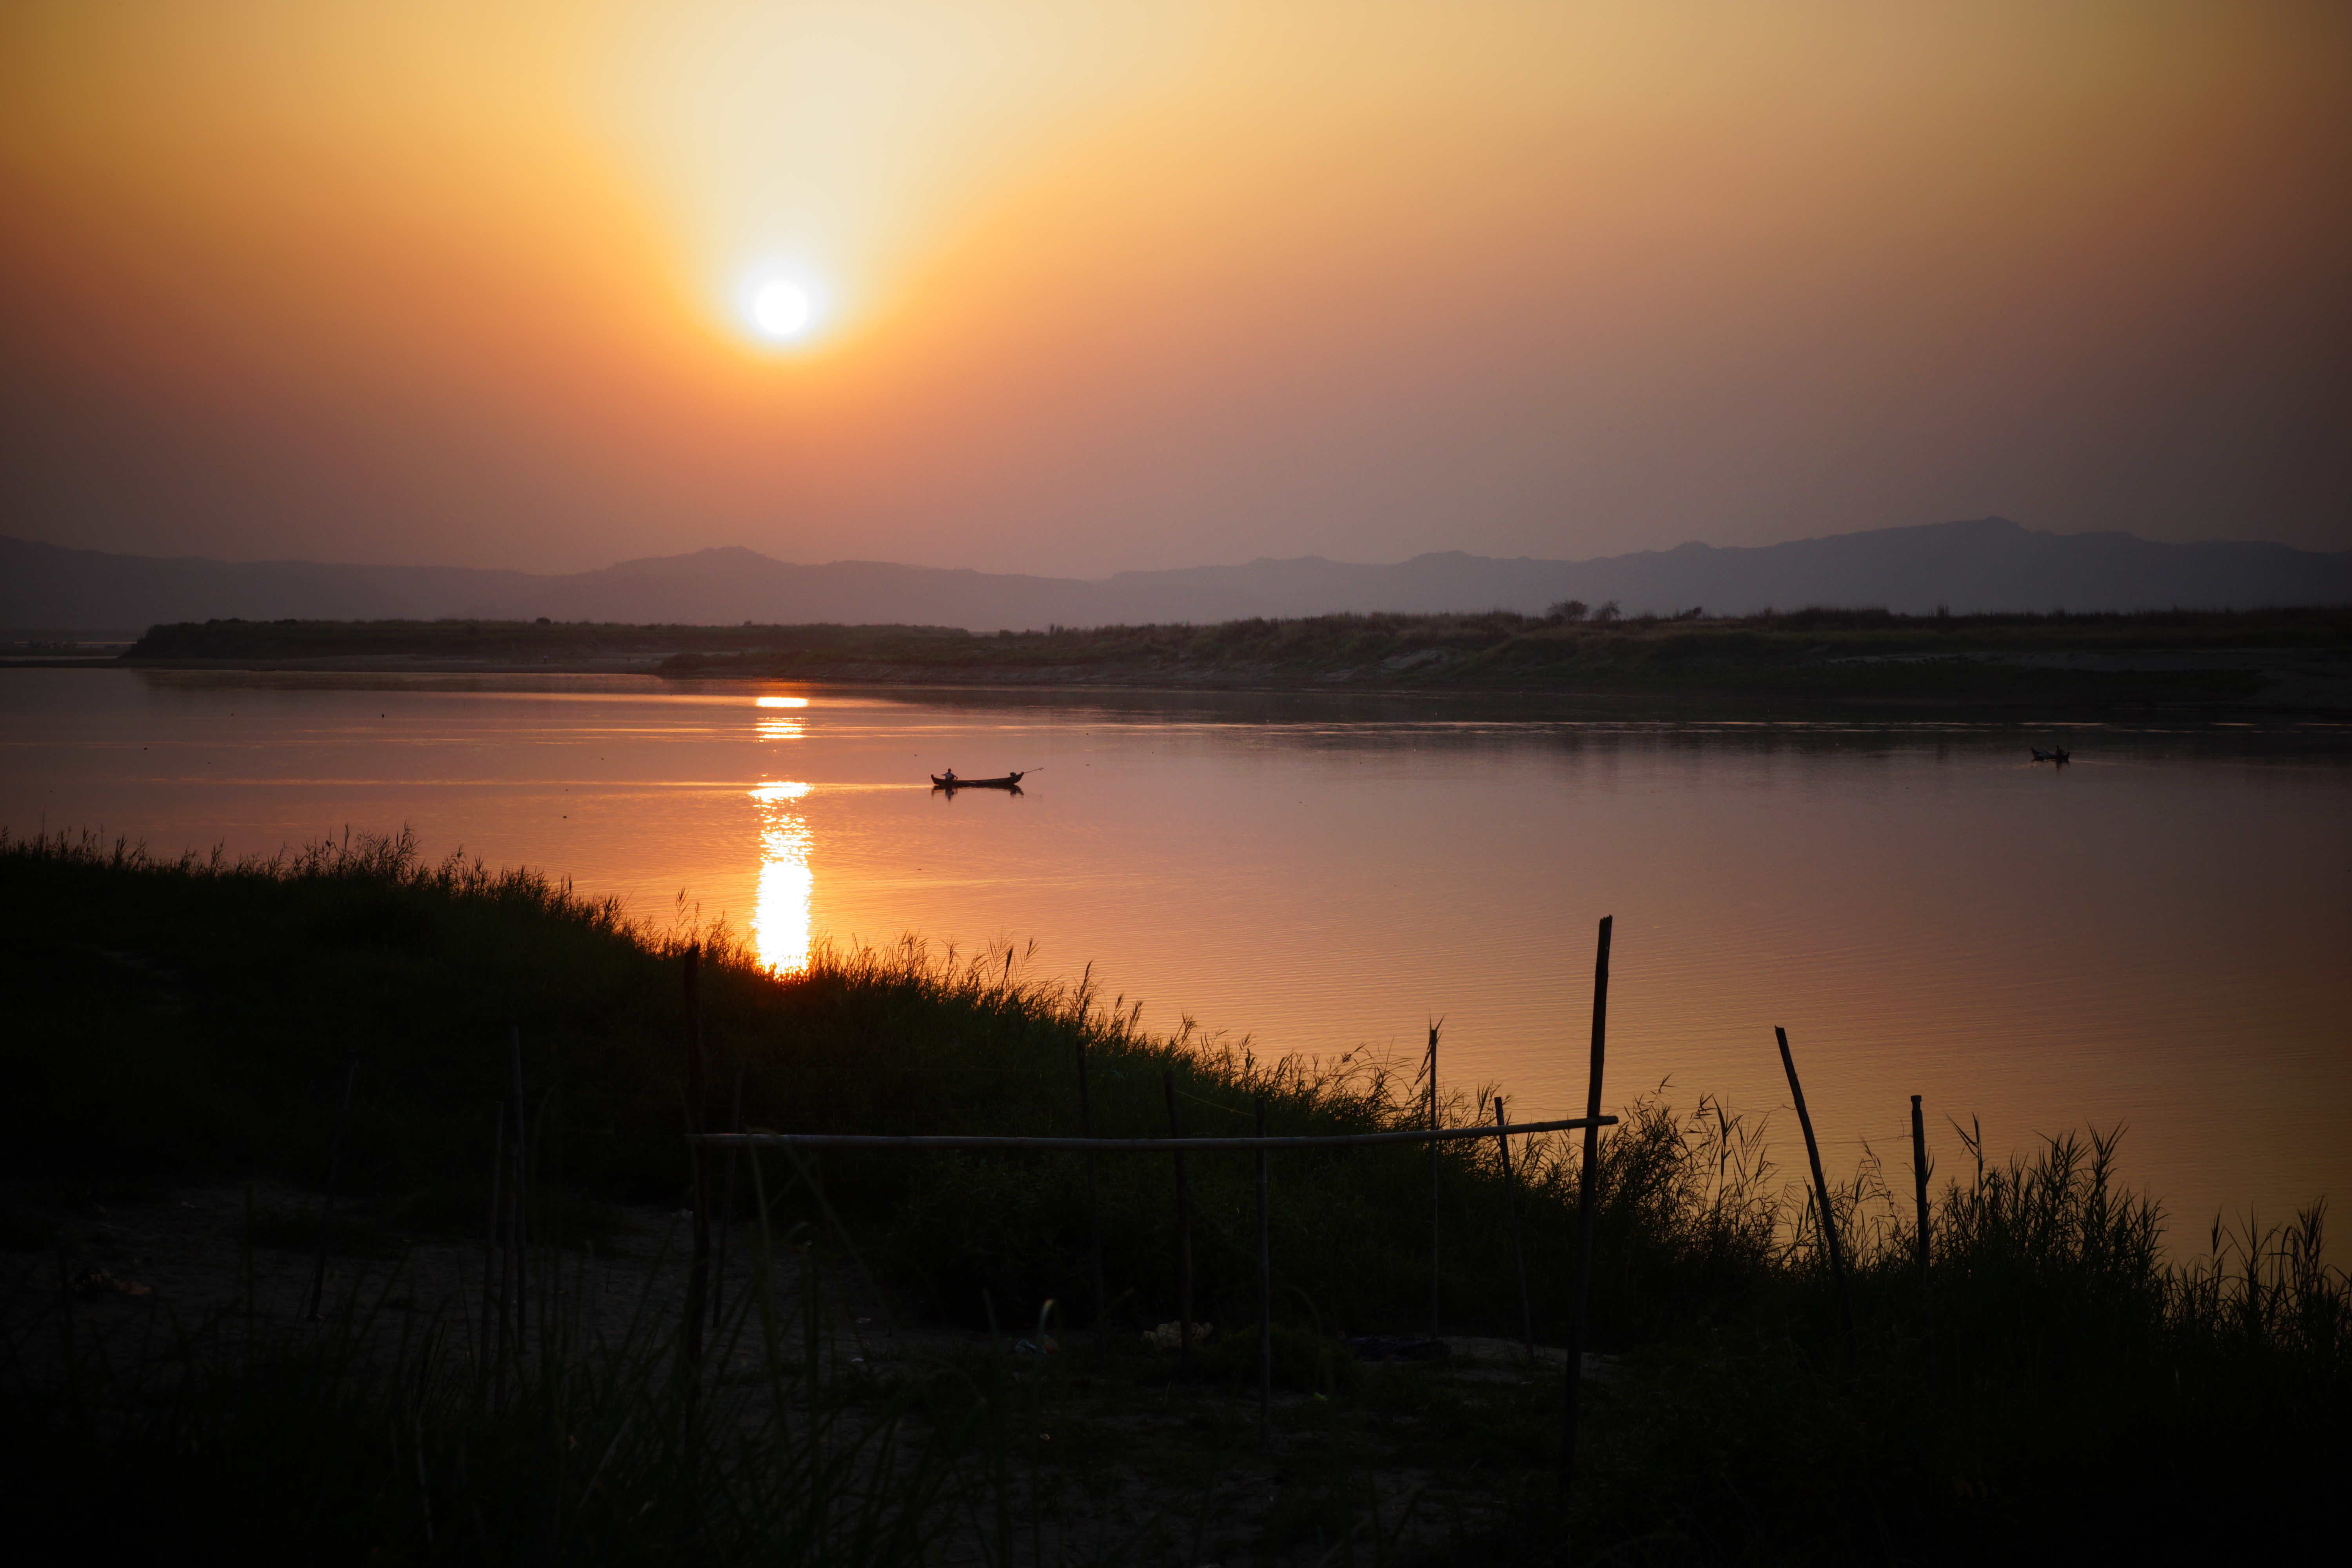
[749,780,813,973]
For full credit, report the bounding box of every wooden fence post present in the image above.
[1911,1092,1933,1371]
[1256,1093,1272,1442]
[508,1026,531,1352]
[307,1054,358,1321]
[682,948,711,1379]
[1776,1027,1854,1341]
[1162,1071,1194,1375]
[481,1107,503,1381]
[1563,915,1612,1492]
[1427,1022,1441,1340]
[712,1066,744,1335]
[1495,1097,1534,1360]
[1078,1042,1107,1359]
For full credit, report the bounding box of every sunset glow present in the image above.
[2,2,2344,573]
[3,4,2344,1537]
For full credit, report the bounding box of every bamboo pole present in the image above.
[1256,1092,1272,1442]
[1776,1027,1854,1340]
[306,1054,357,1321]
[690,1118,1614,1154]
[1162,1071,1195,1375]
[1077,1041,1108,1359]
[682,948,711,1378]
[508,1026,530,1351]
[1427,1022,1441,1340]
[1495,1097,1534,1360]
[1562,914,1612,1493]
[712,1066,744,1335]
[481,1107,502,1380]
[1911,1092,1933,1370]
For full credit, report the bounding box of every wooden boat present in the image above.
[931,771,1025,789]
[2031,748,2071,764]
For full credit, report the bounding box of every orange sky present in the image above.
[3,1,2346,575]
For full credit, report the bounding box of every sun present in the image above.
[753,281,811,339]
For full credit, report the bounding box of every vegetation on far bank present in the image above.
[126,617,965,664]
[2,827,2345,1561]
[116,606,2351,708]
[658,603,2352,685]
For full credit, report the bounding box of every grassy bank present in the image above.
[120,606,2352,709]
[2,829,2343,1561]
[0,826,1727,1345]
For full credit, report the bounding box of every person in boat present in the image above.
[942,768,956,785]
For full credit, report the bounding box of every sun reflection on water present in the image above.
[750,781,813,973]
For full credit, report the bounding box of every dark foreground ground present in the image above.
[1,829,2343,1564]
[108,606,2352,715]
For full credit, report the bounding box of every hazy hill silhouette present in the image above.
[6,517,2346,634]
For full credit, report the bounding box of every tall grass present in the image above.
[0,824,1734,1342]
[1517,1125,2350,1564]
[4,827,2344,1559]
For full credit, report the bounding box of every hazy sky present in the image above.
[4,1,2346,577]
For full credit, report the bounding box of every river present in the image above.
[5,668,2346,1248]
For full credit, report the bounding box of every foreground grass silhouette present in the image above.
[1,828,2342,1562]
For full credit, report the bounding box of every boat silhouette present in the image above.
[931,770,1026,791]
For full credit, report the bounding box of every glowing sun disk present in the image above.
[753,282,810,338]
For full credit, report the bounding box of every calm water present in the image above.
[6,669,2347,1247]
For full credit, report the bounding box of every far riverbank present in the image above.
[100,605,2352,715]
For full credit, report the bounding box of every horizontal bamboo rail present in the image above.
[688,1116,1614,1155]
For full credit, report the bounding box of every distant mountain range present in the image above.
[6,517,2348,635]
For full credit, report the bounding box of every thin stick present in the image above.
[509,1025,530,1353]
[1495,1097,1534,1360]
[307,1053,358,1321]
[1776,1027,1854,1340]
[1563,914,1611,1494]
[481,1107,503,1379]
[1078,1041,1107,1360]
[682,948,711,1379]
[1163,1071,1194,1376]
[501,1182,521,1374]
[712,1066,744,1335]
[1911,1092,1933,1373]
[691,1119,1614,1154]
[1427,1022,1441,1340]
[1256,1092,1271,1443]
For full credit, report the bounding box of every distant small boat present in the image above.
[2031,748,2071,764]
[931,771,1025,789]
